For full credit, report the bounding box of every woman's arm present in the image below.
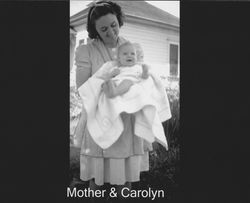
[75,67,91,89]
[75,45,92,89]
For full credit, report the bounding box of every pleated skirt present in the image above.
[80,152,149,186]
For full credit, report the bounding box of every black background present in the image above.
[1,1,250,203]
[181,2,250,203]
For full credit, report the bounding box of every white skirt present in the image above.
[80,152,149,186]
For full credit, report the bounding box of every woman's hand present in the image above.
[141,64,149,79]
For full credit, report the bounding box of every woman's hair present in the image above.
[87,0,125,39]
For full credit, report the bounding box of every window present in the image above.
[169,43,179,77]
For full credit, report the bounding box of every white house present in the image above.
[70,0,179,81]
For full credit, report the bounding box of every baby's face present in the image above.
[118,45,137,67]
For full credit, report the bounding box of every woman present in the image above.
[74,0,152,199]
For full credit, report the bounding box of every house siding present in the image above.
[120,22,166,63]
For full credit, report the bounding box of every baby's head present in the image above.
[117,42,137,67]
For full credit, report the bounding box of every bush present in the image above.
[70,86,82,144]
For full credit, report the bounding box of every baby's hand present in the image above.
[141,64,149,79]
[110,68,120,78]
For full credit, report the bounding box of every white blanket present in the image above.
[78,71,172,150]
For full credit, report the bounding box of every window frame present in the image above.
[168,41,180,78]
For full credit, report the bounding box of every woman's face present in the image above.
[95,13,119,47]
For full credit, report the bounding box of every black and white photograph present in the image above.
[3,1,250,203]
[69,1,180,202]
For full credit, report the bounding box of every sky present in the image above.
[70,1,180,18]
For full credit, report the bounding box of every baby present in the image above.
[100,42,149,98]
[78,42,171,150]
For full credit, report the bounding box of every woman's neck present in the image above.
[104,37,119,48]
[97,36,119,48]
[105,41,118,48]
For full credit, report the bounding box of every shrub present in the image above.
[70,86,82,144]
